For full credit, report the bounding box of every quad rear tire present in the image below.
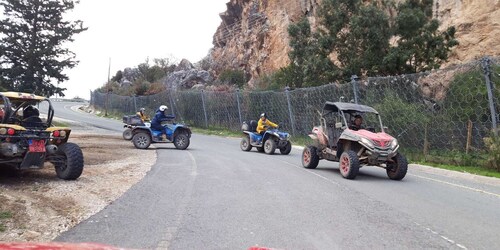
[240,136,252,151]
[174,133,190,150]
[302,146,319,169]
[123,128,133,140]
[339,150,360,179]
[264,139,276,155]
[386,153,408,180]
[53,142,84,180]
[280,141,292,155]
[133,132,151,149]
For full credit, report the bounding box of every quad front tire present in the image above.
[53,142,84,180]
[264,139,276,154]
[174,133,190,150]
[386,153,408,180]
[240,136,252,151]
[123,128,133,140]
[133,132,151,149]
[302,146,319,169]
[339,150,360,179]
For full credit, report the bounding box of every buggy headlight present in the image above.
[360,138,374,148]
[391,139,398,149]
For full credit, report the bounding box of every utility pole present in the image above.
[105,57,111,116]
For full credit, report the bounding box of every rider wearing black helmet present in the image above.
[257,112,278,135]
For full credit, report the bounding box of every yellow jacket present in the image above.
[136,112,150,122]
[257,118,278,134]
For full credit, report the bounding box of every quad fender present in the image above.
[132,127,152,135]
[262,132,278,142]
[174,126,191,138]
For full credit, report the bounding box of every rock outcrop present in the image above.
[164,59,212,89]
[210,0,499,83]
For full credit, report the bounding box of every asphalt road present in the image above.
[51,102,500,249]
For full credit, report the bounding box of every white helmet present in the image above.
[159,105,168,112]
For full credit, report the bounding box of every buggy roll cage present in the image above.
[0,92,55,127]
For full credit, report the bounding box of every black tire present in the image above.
[386,153,408,180]
[240,136,252,151]
[174,133,190,150]
[339,150,360,179]
[133,132,151,149]
[280,141,292,155]
[302,146,319,169]
[122,128,133,140]
[53,142,84,180]
[264,139,276,155]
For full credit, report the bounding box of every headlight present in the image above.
[360,138,374,148]
[391,139,398,149]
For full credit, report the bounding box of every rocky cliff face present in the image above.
[210,0,499,84]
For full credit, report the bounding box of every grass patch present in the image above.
[52,120,70,127]
[191,127,242,138]
[415,162,500,178]
[0,211,12,219]
[0,211,12,232]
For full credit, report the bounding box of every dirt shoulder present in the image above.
[0,133,156,242]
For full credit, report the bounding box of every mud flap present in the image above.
[20,152,46,169]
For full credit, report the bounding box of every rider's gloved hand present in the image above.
[276,125,279,129]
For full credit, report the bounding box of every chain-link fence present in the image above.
[91,57,499,165]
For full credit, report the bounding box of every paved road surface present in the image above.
[51,102,500,249]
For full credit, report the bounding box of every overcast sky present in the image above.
[62,0,229,99]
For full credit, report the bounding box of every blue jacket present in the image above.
[151,110,175,130]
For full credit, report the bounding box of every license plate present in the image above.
[29,140,46,153]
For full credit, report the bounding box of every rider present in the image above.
[151,105,175,140]
[256,113,278,135]
[349,114,364,131]
[136,108,150,122]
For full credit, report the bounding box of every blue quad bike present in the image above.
[131,121,191,150]
[240,120,292,155]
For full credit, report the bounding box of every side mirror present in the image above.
[335,122,343,129]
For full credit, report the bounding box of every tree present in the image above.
[282,0,458,87]
[383,0,458,74]
[0,0,87,97]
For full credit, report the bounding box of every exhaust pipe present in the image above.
[46,145,58,154]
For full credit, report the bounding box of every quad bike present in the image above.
[122,114,150,140]
[240,120,292,155]
[130,116,191,150]
[302,102,408,180]
[0,92,84,180]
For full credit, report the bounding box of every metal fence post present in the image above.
[201,90,208,128]
[169,90,175,116]
[133,95,137,113]
[236,89,242,125]
[482,57,498,136]
[351,75,359,104]
[285,87,296,135]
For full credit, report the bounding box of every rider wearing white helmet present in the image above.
[151,105,174,140]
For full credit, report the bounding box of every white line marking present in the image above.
[409,174,500,198]
[277,159,341,187]
[414,222,467,249]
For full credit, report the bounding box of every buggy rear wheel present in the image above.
[386,153,408,180]
[52,142,84,180]
[240,136,252,151]
[302,146,319,169]
[133,132,151,149]
[174,133,190,150]
[123,128,133,140]
[339,150,360,179]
